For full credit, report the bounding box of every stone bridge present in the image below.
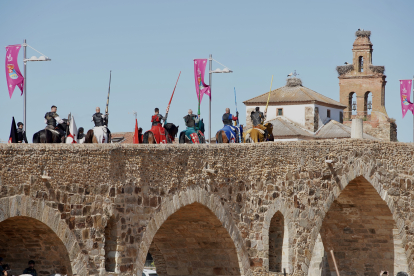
[0,141,413,276]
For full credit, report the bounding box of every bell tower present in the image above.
[337,30,396,141]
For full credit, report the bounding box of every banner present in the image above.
[5,44,24,98]
[66,115,78,143]
[133,119,139,144]
[400,79,414,118]
[8,117,18,143]
[194,59,210,103]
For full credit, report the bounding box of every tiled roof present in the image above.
[111,132,134,144]
[315,120,377,140]
[243,79,346,108]
[267,117,313,138]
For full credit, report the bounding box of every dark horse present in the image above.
[32,120,68,143]
[143,123,179,144]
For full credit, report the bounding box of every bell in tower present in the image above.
[336,30,397,141]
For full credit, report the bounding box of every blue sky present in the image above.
[1,0,414,142]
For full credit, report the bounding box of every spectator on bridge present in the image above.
[17,122,28,143]
[23,260,37,276]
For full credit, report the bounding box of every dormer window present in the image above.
[358,56,364,72]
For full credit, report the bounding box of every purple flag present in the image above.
[400,79,414,118]
[5,44,24,99]
[194,59,210,102]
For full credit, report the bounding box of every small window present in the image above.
[340,112,343,123]
[358,56,364,72]
[277,109,283,116]
[327,109,331,118]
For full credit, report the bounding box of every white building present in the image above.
[243,77,376,141]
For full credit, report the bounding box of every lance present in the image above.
[163,71,181,127]
[264,75,274,117]
[105,71,112,127]
[234,87,239,126]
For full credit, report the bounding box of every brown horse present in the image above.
[215,130,229,143]
[143,123,179,144]
[244,123,273,143]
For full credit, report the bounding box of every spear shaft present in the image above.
[105,71,112,126]
[163,71,181,125]
[265,75,273,115]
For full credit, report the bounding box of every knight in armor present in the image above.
[92,107,110,143]
[150,107,167,144]
[92,107,107,127]
[222,108,238,127]
[17,122,28,143]
[44,105,65,137]
[182,109,200,143]
[250,106,268,135]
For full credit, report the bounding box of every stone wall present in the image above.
[0,141,413,276]
[344,120,397,141]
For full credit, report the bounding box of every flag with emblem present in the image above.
[400,79,414,118]
[5,45,24,98]
[194,59,210,103]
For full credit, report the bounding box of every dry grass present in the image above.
[355,30,371,38]
[369,65,385,74]
[336,64,354,76]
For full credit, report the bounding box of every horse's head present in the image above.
[198,119,205,134]
[264,122,273,134]
[165,123,179,137]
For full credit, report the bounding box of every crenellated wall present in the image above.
[0,141,413,276]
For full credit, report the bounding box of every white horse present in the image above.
[93,126,108,143]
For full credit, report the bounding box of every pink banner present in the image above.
[194,59,210,102]
[400,79,414,118]
[5,44,24,99]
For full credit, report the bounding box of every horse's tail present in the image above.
[32,131,40,143]
[179,132,186,144]
[143,131,150,144]
[218,130,224,143]
[84,130,94,143]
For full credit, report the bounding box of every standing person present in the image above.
[17,122,28,143]
[44,105,64,132]
[183,109,200,143]
[138,128,143,143]
[0,257,4,276]
[150,108,167,144]
[77,127,86,144]
[23,260,37,276]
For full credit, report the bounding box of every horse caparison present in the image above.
[84,129,111,143]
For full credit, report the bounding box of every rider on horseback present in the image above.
[250,106,268,137]
[92,107,109,143]
[45,105,65,136]
[182,109,200,143]
[222,108,238,127]
[150,107,168,144]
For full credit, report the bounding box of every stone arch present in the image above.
[308,161,411,276]
[364,91,372,118]
[262,198,293,274]
[137,187,251,276]
[0,195,85,275]
[347,92,356,120]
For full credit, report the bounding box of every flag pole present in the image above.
[209,54,212,143]
[23,39,27,132]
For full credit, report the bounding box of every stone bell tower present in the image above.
[337,30,397,141]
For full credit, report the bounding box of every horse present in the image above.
[32,120,68,143]
[215,124,242,143]
[179,119,205,144]
[84,128,112,143]
[244,123,273,143]
[143,123,179,144]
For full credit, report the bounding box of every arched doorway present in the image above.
[316,176,408,276]
[269,211,284,272]
[0,216,72,276]
[148,202,241,276]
